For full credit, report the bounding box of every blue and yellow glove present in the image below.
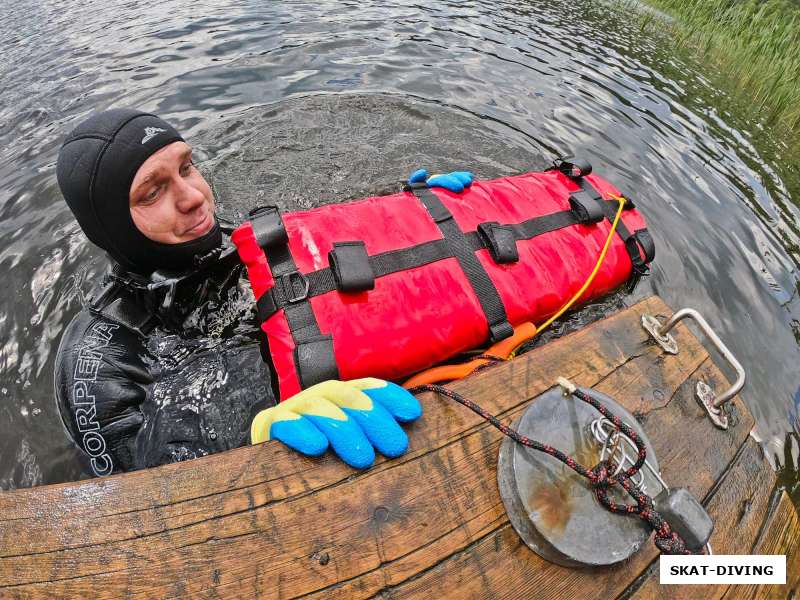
[408,168,474,193]
[251,378,422,469]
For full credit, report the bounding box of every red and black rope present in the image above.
[410,383,693,555]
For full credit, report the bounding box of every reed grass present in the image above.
[642,0,800,136]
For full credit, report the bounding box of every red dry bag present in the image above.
[233,165,653,400]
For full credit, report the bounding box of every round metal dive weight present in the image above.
[497,387,661,567]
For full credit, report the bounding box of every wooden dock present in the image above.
[0,296,796,598]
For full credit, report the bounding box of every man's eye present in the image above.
[143,186,161,203]
[180,161,193,176]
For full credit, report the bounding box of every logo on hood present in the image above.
[141,126,167,144]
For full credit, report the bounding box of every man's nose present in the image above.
[174,176,206,213]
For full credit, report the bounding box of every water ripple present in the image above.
[0,0,798,487]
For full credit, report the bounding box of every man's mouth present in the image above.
[184,212,212,237]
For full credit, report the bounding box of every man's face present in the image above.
[129,141,215,244]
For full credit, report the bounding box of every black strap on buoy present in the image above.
[410,183,514,343]
[250,206,340,388]
[550,157,654,276]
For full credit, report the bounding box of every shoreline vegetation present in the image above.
[635,0,800,141]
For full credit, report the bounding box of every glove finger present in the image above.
[343,401,409,458]
[305,412,376,469]
[269,415,329,456]
[426,173,464,193]
[449,171,474,187]
[361,381,423,423]
[408,168,429,185]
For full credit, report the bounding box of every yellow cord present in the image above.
[508,193,627,358]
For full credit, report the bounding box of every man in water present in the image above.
[55,109,422,477]
[55,109,275,476]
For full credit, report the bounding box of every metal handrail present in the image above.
[641,308,746,430]
[655,309,746,408]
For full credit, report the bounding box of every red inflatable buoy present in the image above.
[233,168,653,400]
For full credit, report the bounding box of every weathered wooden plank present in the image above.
[729,491,800,599]
[0,297,771,600]
[343,358,755,600]
[0,297,700,551]
[626,438,779,599]
[638,491,800,600]
[0,353,704,597]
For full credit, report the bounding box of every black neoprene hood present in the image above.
[56,108,221,274]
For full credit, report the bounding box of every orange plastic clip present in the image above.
[403,322,536,388]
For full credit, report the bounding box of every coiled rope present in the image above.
[410,382,694,555]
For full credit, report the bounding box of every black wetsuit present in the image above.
[54,250,276,476]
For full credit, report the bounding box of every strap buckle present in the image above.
[551,157,593,179]
[477,222,519,264]
[329,241,375,292]
[249,205,289,248]
[277,270,310,304]
[569,190,605,224]
[488,320,514,343]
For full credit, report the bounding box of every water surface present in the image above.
[1,0,798,490]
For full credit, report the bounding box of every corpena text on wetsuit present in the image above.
[72,322,119,477]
